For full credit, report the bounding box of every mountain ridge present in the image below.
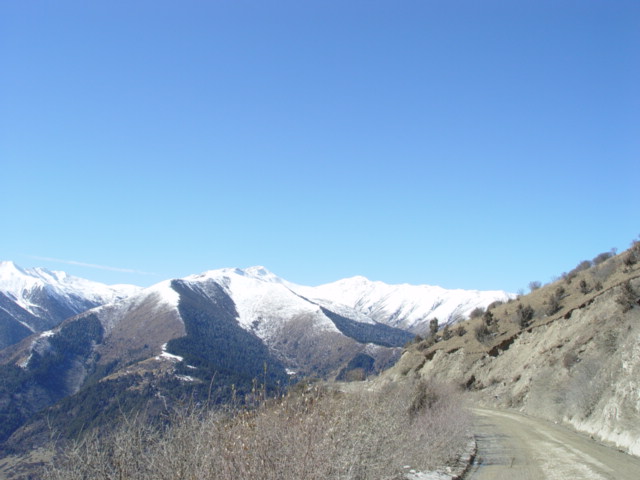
[0,261,514,346]
[0,261,512,450]
[0,261,141,350]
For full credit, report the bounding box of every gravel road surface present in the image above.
[467,408,640,480]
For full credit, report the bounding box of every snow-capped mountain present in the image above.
[293,276,514,333]
[182,266,514,335]
[0,263,513,448]
[1,266,413,445]
[77,266,413,378]
[0,260,514,354]
[183,267,341,339]
[0,261,141,349]
[3,264,514,394]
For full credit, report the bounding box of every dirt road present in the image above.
[467,408,640,480]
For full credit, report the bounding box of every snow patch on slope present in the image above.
[145,280,180,308]
[156,343,184,362]
[184,267,341,340]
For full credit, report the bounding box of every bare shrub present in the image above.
[591,260,617,283]
[455,324,467,337]
[565,359,608,419]
[579,279,591,295]
[545,294,561,316]
[474,323,492,344]
[486,300,503,310]
[469,307,484,319]
[514,304,535,328]
[616,281,638,313]
[408,379,442,417]
[402,380,471,466]
[574,260,593,272]
[623,251,638,269]
[482,310,495,327]
[429,318,439,337]
[441,325,452,341]
[621,240,640,270]
[418,336,436,350]
[562,351,578,369]
[43,380,471,480]
[43,416,163,480]
[563,260,593,285]
[528,281,542,292]
[592,251,613,265]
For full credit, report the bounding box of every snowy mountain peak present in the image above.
[116,279,180,311]
[0,261,74,285]
[0,260,22,272]
[185,266,286,286]
[339,275,372,285]
[1,260,514,352]
[243,266,285,284]
[293,275,514,333]
[0,261,139,296]
[0,260,45,293]
[177,266,514,334]
[0,261,142,317]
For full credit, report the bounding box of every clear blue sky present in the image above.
[1,1,638,292]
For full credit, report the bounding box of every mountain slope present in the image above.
[173,269,399,380]
[0,263,513,451]
[293,276,514,333]
[385,244,640,456]
[0,261,140,349]
[0,268,412,447]
[0,261,512,350]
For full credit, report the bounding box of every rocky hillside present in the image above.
[385,241,640,456]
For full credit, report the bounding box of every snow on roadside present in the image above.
[404,437,476,480]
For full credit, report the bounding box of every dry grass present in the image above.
[43,379,470,480]
[408,243,640,361]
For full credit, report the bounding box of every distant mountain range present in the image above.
[0,261,512,448]
[0,261,511,350]
[0,261,140,350]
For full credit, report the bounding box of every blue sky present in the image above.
[1,1,638,292]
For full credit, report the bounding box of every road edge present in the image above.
[405,436,477,480]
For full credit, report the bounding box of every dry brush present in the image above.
[43,379,470,480]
